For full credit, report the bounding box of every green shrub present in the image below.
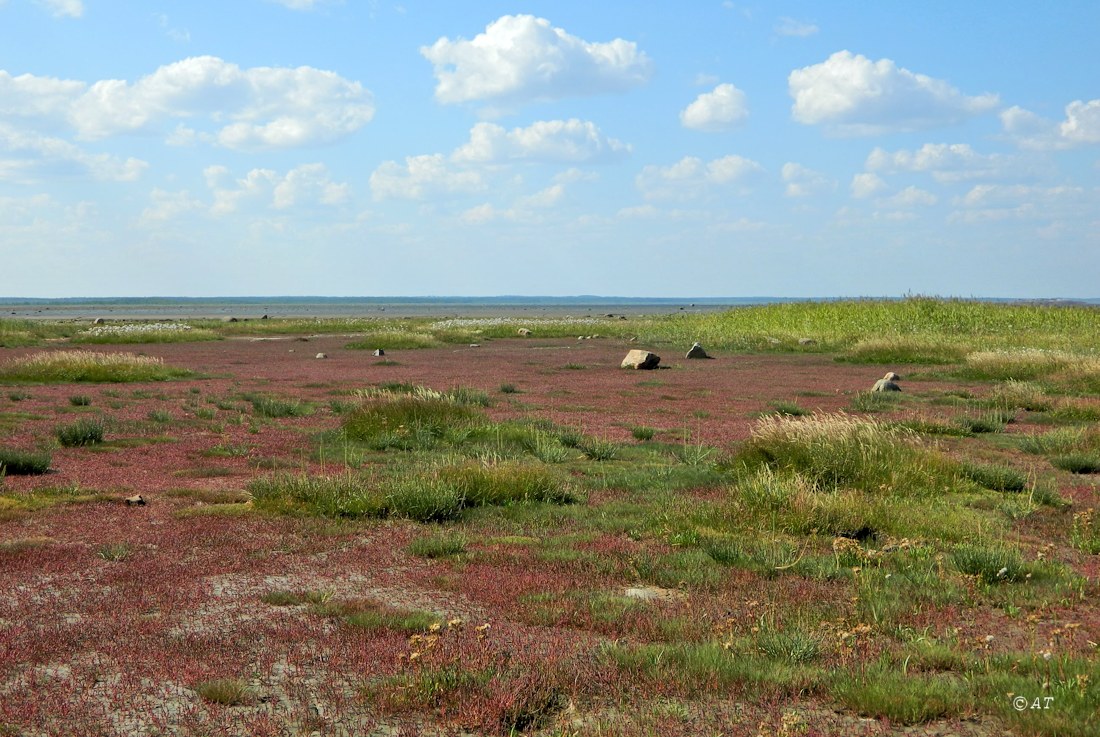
[345,332,438,350]
[68,395,92,407]
[55,418,105,447]
[630,425,656,441]
[0,448,51,475]
[248,473,386,519]
[579,438,619,461]
[343,396,481,449]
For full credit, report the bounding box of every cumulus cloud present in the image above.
[37,0,82,18]
[370,154,485,200]
[0,57,373,151]
[883,186,937,208]
[789,50,999,134]
[1002,99,1100,150]
[452,119,629,163]
[0,123,146,182]
[680,83,749,132]
[866,143,1020,183]
[850,172,887,199]
[774,17,818,37]
[635,154,763,200]
[781,162,834,197]
[267,0,333,9]
[421,15,652,107]
[950,184,1089,224]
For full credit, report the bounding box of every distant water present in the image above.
[0,296,798,321]
[1,296,1095,321]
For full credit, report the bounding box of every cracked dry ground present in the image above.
[0,336,1095,736]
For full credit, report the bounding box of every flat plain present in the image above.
[1,300,1098,737]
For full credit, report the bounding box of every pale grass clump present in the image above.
[742,413,952,497]
[989,380,1053,411]
[963,349,1100,381]
[0,350,192,382]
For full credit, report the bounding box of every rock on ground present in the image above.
[621,350,660,370]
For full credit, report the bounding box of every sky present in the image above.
[1,1,1098,299]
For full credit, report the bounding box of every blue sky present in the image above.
[1,1,1098,298]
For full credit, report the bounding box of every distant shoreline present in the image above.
[1,296,1096,321]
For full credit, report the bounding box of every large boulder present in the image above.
[686,342,711,359]
[621,350,660,370]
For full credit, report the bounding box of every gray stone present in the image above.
[766,337,781,345]
[222,316,238,323]
[93,317,105,325]
[621,349,660,370]
[373,349,385,357]
[882,371,902,381]
[872,379,901,392]
[315,353,328,359]
[517,328,532,336]
[686,342,712,359]
[798,338,817,346]
[125,495,146,506]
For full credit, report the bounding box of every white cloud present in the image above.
[0,122,146,182]
[141,188,203,223]
[866,143,1019,183]
[204,163,348,213]
[421,15,652,107]
[789,50,999,134]
[452,119,629,164]
[267,0,330,9]
[636,155,763,200]
[882,186,937,208]
[949,184,1090,224]
[72,57,374,149]
[781,162,834,197]
[37,0,82,18]
[680,83,749,132]
[370,154,485,200]
[850,172,887,199]
[775,17,818,37]
[1002,100,1100,150]
[0,58,373,151]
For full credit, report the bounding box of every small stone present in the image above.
[92,317,105,325]
[373,349,385,357]
[621,350,660,370]
[124,495,146,507]
[469,343,480,348]
[222,316,238,323]
[872,379,901,392]
[766,337,781,345]
[798,338,817,346]
[261,314,269,320]
[686,342,711,359]
[517,328,532,337]
[315,353,327,359]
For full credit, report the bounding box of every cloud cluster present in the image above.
[1002,99,1100,150]
[372,119,626,201]
[865,143,1020,183]
[680,83,749,132]
[789,51,999,134]
[452,119,629,164]
[781,162,834,197]
[37,0,82,18]
[0,57,374,152]
[421,15,652,107]
[636,155,763,200]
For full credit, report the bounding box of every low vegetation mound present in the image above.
[0,350,193,383]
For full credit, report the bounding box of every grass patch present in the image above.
[1050,453,1100,474]
[245,394,312,418]
[960,462,1028,492]
[55,418,105,447]
[68,395,92,407]
[0,350,192,383]
[630,425,656,441]
[73,324,219,344]
[194,678,256,706]
[0,448,51,475]
[345,331,438,350]
[261,589,333,606]
[841,337,966,364]
[407,532,468,558]
[321,599,441,634]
